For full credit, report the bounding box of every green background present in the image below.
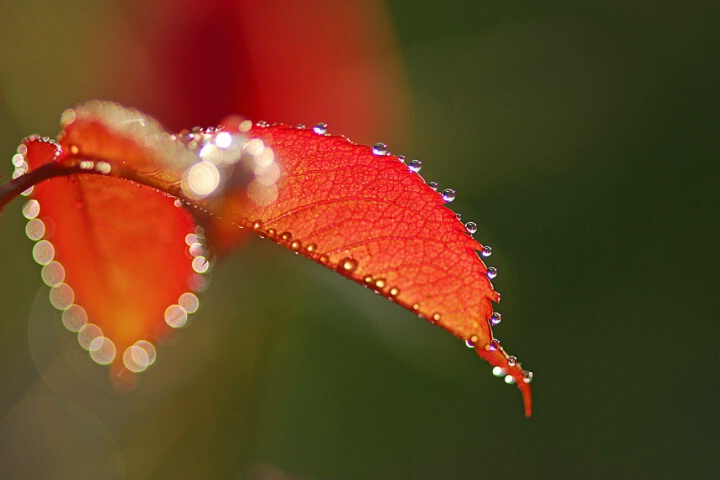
[1,1,718,478]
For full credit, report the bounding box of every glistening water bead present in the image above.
[408,159,422,173]
[490,312,502,326]
[481,245,492,258]
[372,143,387,155]
[313,123,327,135]
[441,188,456,203]
[486,266,498,280]
[465,222,477,234]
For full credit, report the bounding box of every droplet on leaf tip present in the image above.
[481,245,492,258]
[313,123,328,135]
[465,222,477,234]
[490,312,502,326]
[372,143,388,155]
[486,266,498,280]
[408,159,422,173]
[441,188,456,203]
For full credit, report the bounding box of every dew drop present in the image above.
[504,375,516,384]
[465,222,477,234]
[455,212,462,221]
[412,303,420,311]
[372,143,387,155]
[296,124,305,129]
[33,240,55,265]
[493,367,506,377]
[174,199,183,208]
[89,336,116,365]
[364,276,374,284]
[389,287,400,297]
[489,312,502,326]
[340,258,358,272]
[319,255,329,264]
[22,199,40,219]
[252,220,263,231]
[481,245,492,258]
[290,240,301,252]
[69,144,80,155]
[78,323,103,350]
[487,339,500,352]
[465,335,479,348]
[408,159,422,173]
[375,279,386,289]
[305,243,317,253]
[256,121,269,127]
[432,312,441,322]
[25,219,46,241]
[397,155,406,163]
[313,123,328,135]
[441,188,456,203]
[266,228,277,238]
[523,370,534,383]
[507,355,517,367]
[192,256,209,274]
[427,181,438,191]
[165,304,188,328]
[486,267,498,280]
[49,283,74,310]
[280,232,292,242]
[179,292,200,314]
[62,305,88,332]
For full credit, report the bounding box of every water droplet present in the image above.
[22,199,40,219]
[465,335,479,348]
[290,240,301,252]
[375,278,386,289]
[340,258,358,272]
[69,144,80,155]
[256,120,269,127]
[523,370,534,383]
[441,188,456,203]
[465,222,477,234]
[408,159,422,173]
[364,276,374,284]
[397,155,406,163]
[313,123,328,135]
[504,375,516,384]
[252,220,263,231]
[266,228,277,238]
[486,267,498,280]
[319,255,329,264]
[305,243,317,253]
[489,312,502,326]
[296,124,306,129]
[493,366,506,377]
[487,339,500,351]
[192,256,209,274]
[372,143,387,155]
[455,213,462,221]
[179,292,200,314]
[427,181,438,191]
[165,304,188,328]
[280,231,292,242]
[389,287,400,297]
[507,355,517,367]
[432,312,441,322]
[481,245,492,258]
[89,336,116,365]
[174,199,183,208]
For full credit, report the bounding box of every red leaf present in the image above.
[3,102,532,414]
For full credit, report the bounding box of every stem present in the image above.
[0,162,83,212]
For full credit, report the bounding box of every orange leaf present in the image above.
[3,102,532,414]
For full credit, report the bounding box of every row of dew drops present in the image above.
[12,140,210,374]
[254,121,532,386]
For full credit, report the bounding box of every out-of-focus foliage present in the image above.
[1,0,718,479]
